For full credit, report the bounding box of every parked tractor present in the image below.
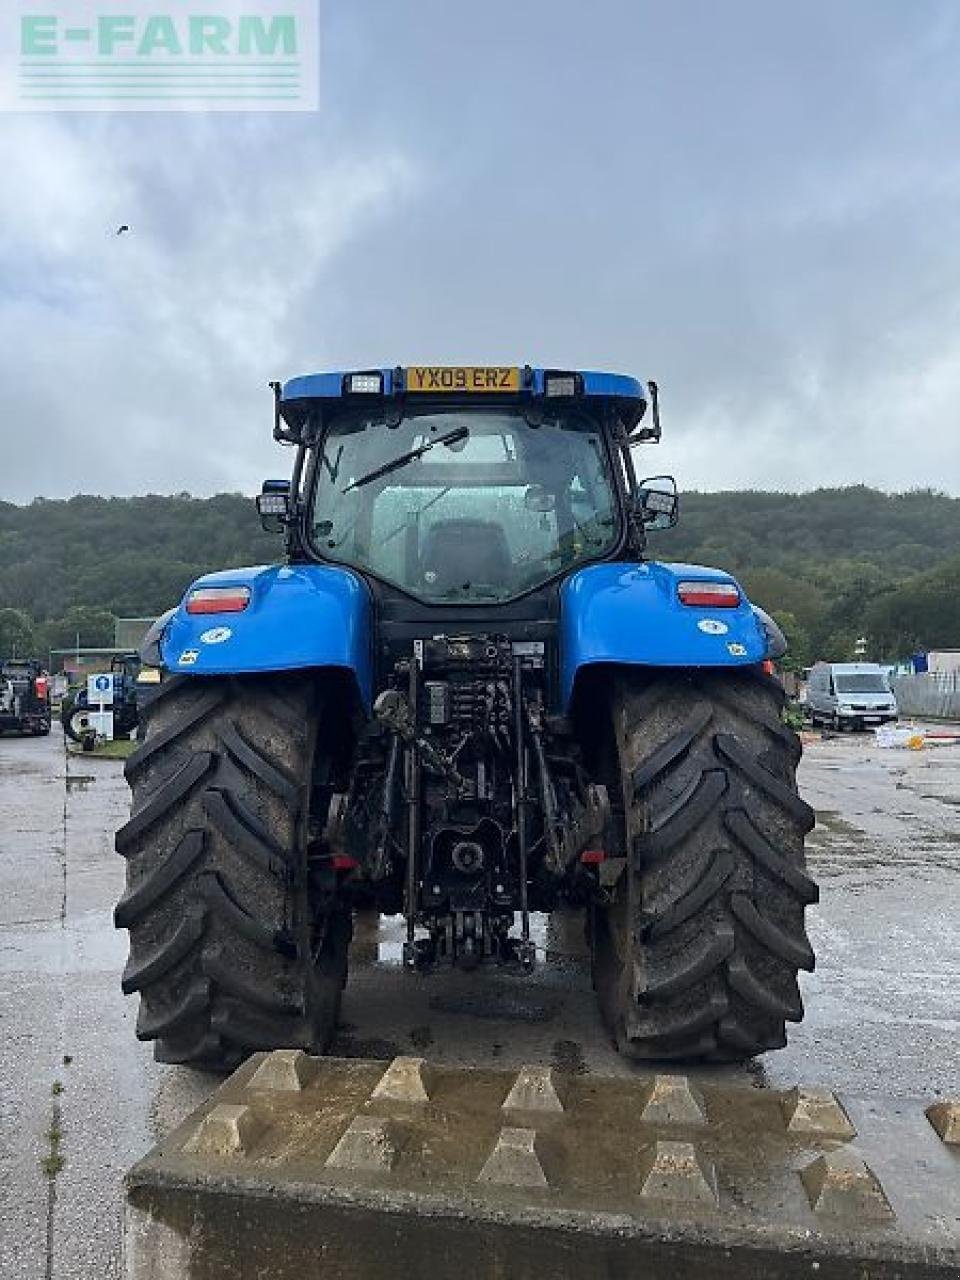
[61,652,142,743]
[116,366,817,1070]
[0,658,51,736]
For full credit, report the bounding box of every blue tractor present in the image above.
[116,366,817,1070]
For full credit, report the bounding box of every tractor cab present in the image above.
[260,366,677,606]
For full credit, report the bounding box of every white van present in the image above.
[806,662,898,731]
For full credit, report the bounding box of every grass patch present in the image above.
[67,737,136,760]
[40,1152,65,1178]
[783,704,805,731]
[41,1094,65,1180]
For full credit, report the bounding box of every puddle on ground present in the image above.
[551,1038,588,1074]
[812,810,867,840]
[0,912,126,973]
[350,913,405,967]
[65,775,96,792]
[741,1055,766,1081]
[331,1030,401,1060]
[428,987,560,1022]
[350,911,564,971]
[408,1024,434,1050]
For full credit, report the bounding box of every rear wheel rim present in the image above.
[69,711,90,739]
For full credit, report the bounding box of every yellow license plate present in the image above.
[406,366,520,393]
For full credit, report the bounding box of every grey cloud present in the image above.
[1,0,959,499]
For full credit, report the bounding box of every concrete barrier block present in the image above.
[125,1055,960,1279]
[639,1074,707,1126]
[800,1149,894,1221]
[370,1056,433,1104]
[325,1115,400,1172]
[478,1127,548,1188]
[182,1104,264,1158]
[637,1140,718,1207]
[926,1100,960,1145]
[781,1086,856,1140]
[501,1065,564,1114]
[248,1048,319,1093]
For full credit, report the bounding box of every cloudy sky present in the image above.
[2,0,960,501]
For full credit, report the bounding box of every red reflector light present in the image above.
[331,854,359,871]
[185,586,251,615]
[580,849,606,865]
[762,659,776,676]
[677,581,741,608]
[35,677,48,698]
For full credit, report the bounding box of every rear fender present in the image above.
[158,564,373,707]
[560,561,771,709]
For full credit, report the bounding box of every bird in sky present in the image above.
[116,225,130,236]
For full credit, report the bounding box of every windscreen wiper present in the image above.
[342,426,469,493]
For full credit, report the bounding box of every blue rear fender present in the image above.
[160,564,373,707]
[560,561,771,709]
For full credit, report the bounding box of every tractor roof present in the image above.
[277,366,655,442]
[282,366,647,402]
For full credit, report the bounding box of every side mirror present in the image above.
[256,479,291,533]
[636,475,679,530]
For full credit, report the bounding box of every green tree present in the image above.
[771,611,811,671]
[864,553,960,658]
[818,629,861,662]
[738,569,826,634]
[41,606,116,654]
[2,487,960,657]
[0,608,38,659]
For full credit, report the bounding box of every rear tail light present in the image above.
[580,849,607,865]
[677,581,740,608]
[185,586,251,615]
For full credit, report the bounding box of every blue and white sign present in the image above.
[87,709,115,739]
[87,672,115,705]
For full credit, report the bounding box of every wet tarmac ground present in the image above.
[0,724,958,1277]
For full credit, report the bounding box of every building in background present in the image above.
[50,647,127,678]
[49,616,157,680]
[114,617,157,651]
[927,650,960,675]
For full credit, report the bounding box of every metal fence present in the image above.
[891,672,960,720]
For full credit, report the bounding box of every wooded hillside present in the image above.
[1,487,958,665]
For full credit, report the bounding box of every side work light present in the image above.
[256,479,291,533]
[257,492,289,517]
[543,372,581,397]
[345,371,384,395]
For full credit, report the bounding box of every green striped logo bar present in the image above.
[3,0,318,111]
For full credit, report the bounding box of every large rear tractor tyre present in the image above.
[591,668,818,1062]
[61,700,88,743]
[115,673,350,1071]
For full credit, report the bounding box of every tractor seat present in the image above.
[421,519,512,590]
